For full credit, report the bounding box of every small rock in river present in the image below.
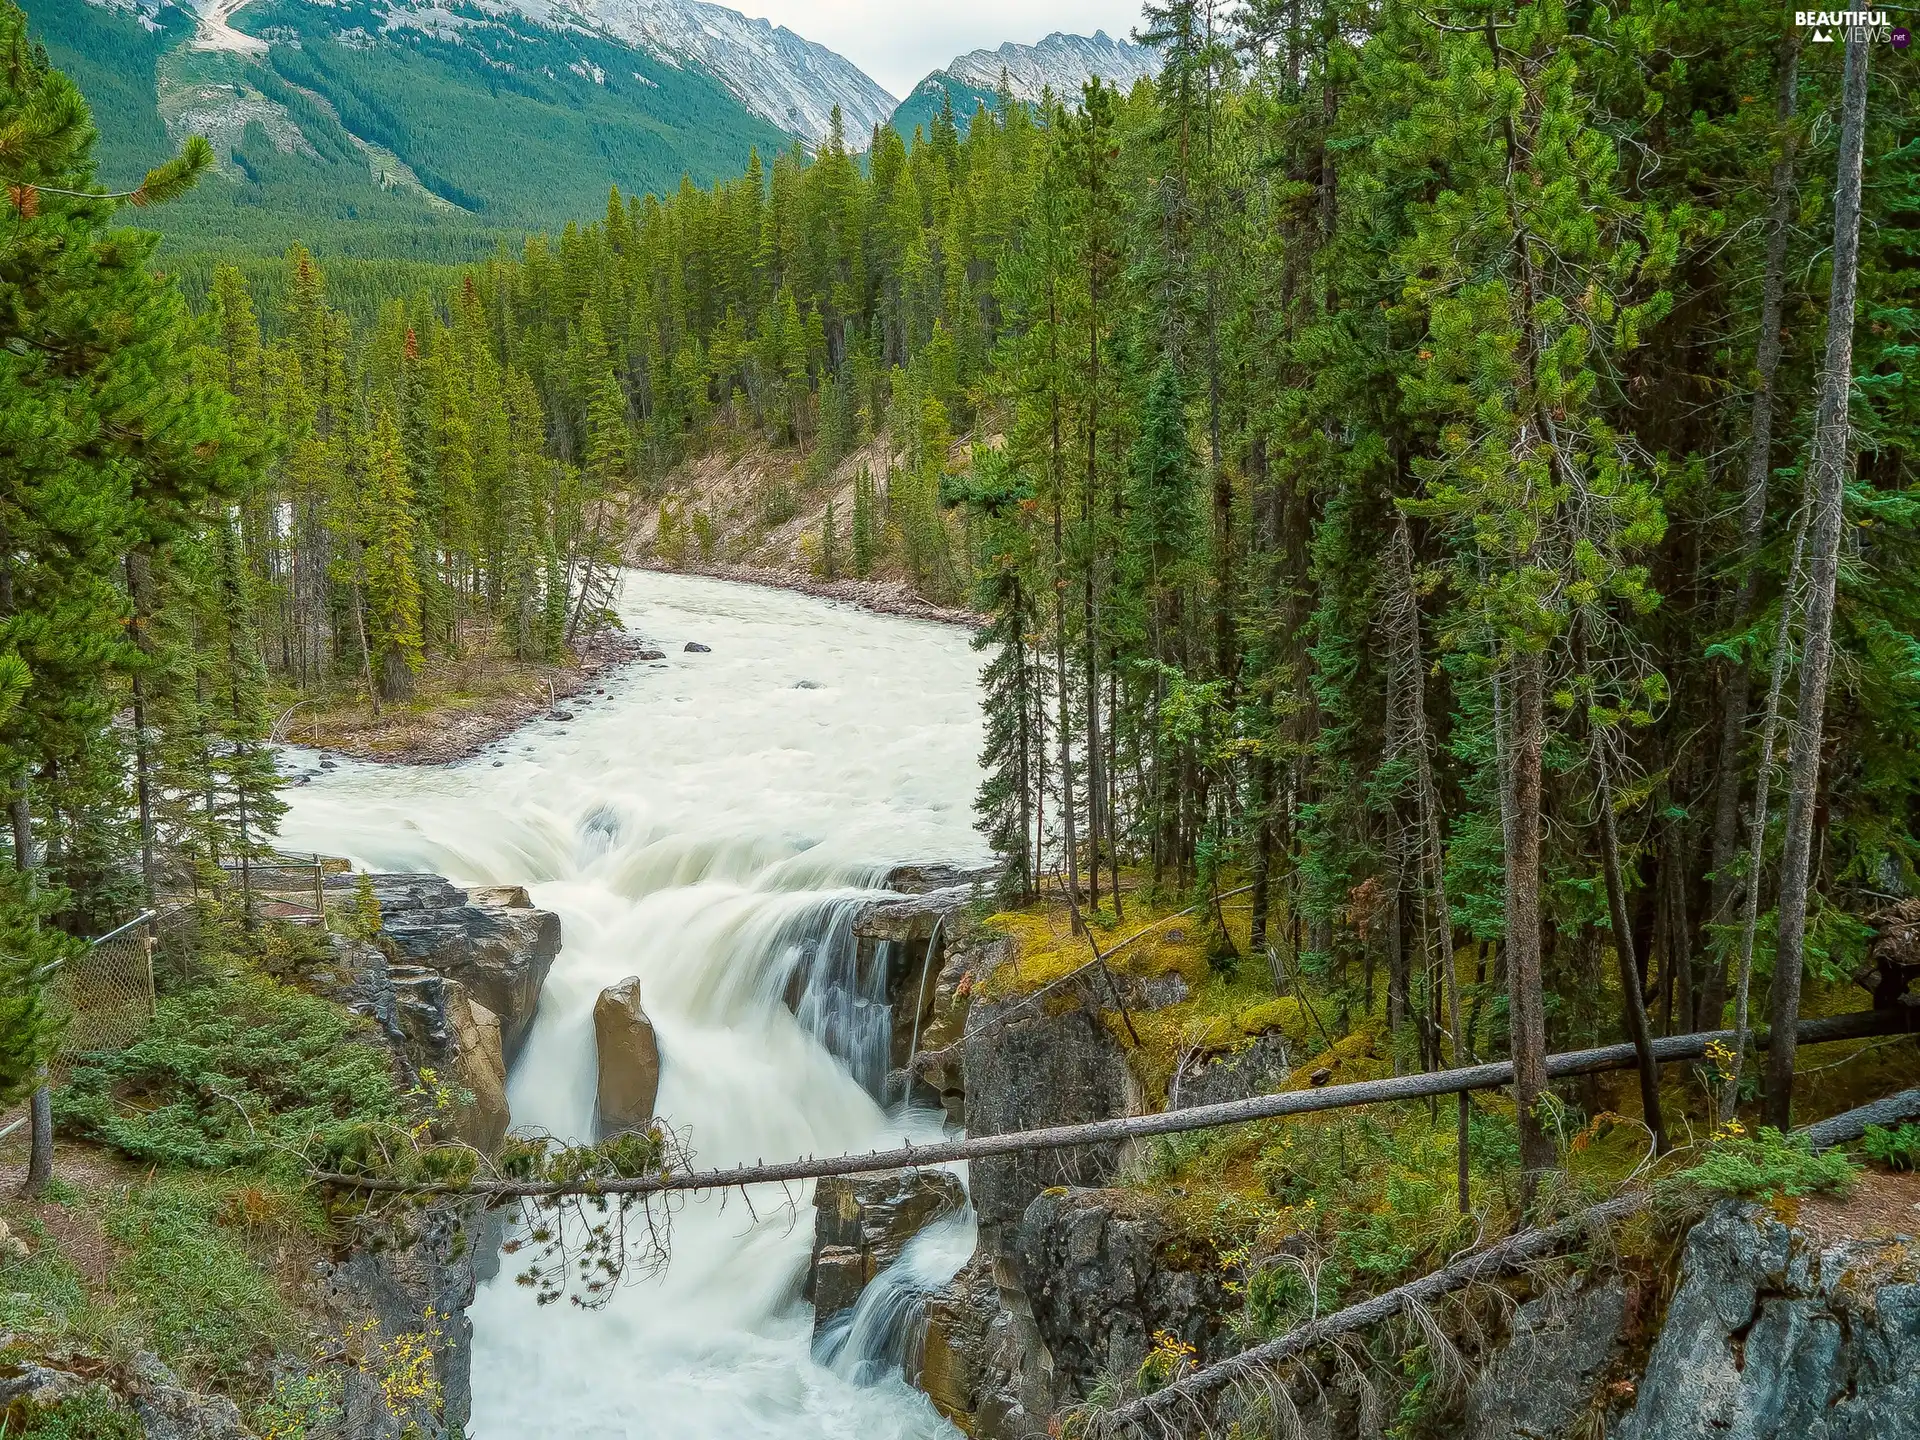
[795,680,820,690]
[550,711,574,722]
[319,759,336,770]
[684,641,711,654]
[492,761,504,768]
[636,649,665,661]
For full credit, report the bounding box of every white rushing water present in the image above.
[278,570,987,1440]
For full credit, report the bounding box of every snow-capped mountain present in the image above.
[499,0,897,142]
[944,30,1158,104]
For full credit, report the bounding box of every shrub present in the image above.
[1677,1126,1859,1200]
[58,975,406,1173]
[13,1386,142,1440]
[1862,1123,1920,1172]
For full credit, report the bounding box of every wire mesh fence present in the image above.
[47,911,161,1056]
[216,853,330,925]
[52,851,337,1058]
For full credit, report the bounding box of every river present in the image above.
[278,570,987,1440]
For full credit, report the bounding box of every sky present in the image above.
[732,1,1151,98]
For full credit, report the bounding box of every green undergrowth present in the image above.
[1864,1123,1920,1171]
[0,1171,319,1398]
[106,1176,316,1382]
[5,1385,144,1440]
[1,928,435,1418]
[1671,1126,1860,1202]
[58,973,409,1176]
[981,883,1920,1381]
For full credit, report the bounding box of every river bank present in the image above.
[636,558,984,628]
[278,629,648,768]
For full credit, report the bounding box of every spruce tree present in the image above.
[362,402,425,701]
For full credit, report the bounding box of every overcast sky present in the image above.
[732,2,1151,98]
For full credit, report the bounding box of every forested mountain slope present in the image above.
[26,0,798,261]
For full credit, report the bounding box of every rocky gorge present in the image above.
[249,571,1919,1440]
[800,886,1920,1440]
[309,874,563,1440]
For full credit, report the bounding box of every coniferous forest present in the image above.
[2,0,1918,1196]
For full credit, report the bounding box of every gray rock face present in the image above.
[1012,1188,1234,1387]
[852,884,981,1103]
[904,931,999,1122]
[913,1251,1060,1440]
[1618,1203,1920,1440]
[0,1360,87,1411]
[307,873,547,1438]
[878,863,999,895]
[593,976,661,1133]
[808,1168,967,1329]
[964,969,1137,1235]
[316,1201,479,1440]
[326,873,561,1058]
[1463,1281,1632,1440]
[1171,1032,1291,1110]
[128,1355,250,1440]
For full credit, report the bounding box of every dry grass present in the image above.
[278,627,641,765]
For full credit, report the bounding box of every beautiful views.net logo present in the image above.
[1792,10,1910,45]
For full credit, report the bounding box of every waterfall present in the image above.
[815,1204,979,1386]
[279,570,986,1440]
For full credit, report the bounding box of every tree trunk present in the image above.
[1506,650,1555,1186]
[21,1082,51,1198]
[10,792,49,1198]
[1723,519,1804,1119]
[125,553,157,901]
[352,580,382,717]
[1704,32,1801,1026]
[1251,753,1274,954]
[1594,740,1669,1150]
[1766,34,1870,1129]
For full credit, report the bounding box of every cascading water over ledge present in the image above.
[279,570,988,1440]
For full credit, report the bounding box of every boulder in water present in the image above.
[594,976,660,1133]
[636,649,666,661]
[684,641,711,653]
[448,990,510,1153]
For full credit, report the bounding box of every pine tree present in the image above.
[362,402,425,701]
[818,497,839,580]
[851,465,877,578]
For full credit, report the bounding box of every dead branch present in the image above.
[1091,1083,1920,1436]
[314,1011,1916,1201]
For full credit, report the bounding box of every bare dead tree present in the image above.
[1766,33,1871,1128]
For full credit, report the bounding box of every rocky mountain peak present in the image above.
[943,29,1159,104]
[500,0,897,141]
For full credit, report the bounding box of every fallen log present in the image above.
[1094,1085,1920,1436]
[314,1006,1916,1200]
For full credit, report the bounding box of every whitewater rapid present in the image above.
[278,570,987,1440]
